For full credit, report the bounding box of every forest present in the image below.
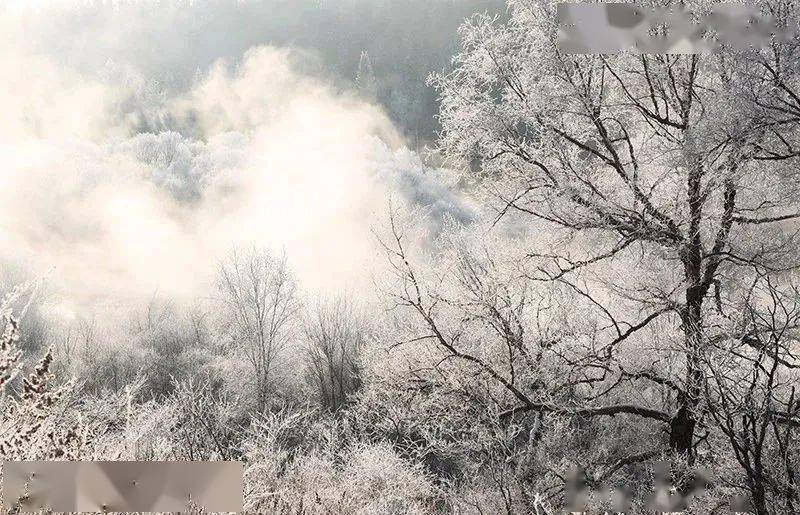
[2,0,800,513]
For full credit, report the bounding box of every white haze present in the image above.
[0,6,473,322]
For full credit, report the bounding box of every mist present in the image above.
[0,0,490,322]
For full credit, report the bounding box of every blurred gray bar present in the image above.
[557,3,795,54]
[3,461,243,512]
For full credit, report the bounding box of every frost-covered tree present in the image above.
[702,274,800,513]
[405,0,800,509]
[216,249,300,410]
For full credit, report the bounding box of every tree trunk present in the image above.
[671,162,706,461]
[670,295,704,460]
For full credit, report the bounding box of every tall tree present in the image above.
[402,0,800,504]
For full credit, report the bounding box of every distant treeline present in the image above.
[33,0,508,146]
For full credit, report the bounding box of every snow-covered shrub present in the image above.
[86,379,181,461]
[0,290,87,460]
[340,442,438,514]
[242,407,442,513]
[0,287,92,513]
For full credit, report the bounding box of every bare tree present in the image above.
[428,0,800,471]
[303,296,368,411]
[380,212,672,506]
[216,248,300,410]
[703,274,800,514]
[55,317,96,378]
